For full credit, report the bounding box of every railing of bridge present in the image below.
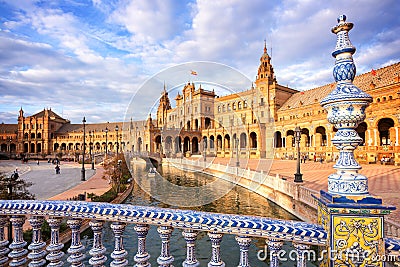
[165,157,400,239]
[0,200,327,267]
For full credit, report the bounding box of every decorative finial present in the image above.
[264,39,267,53]
[320,15,373,196]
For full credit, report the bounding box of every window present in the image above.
[218,106,221,113]
[238,102,242,109]
[233,103,236,110]
[222,105,225,112]
[260,98,264,106]
[244,100,247,108]
[227,104,231,111]
[261,111,264,117]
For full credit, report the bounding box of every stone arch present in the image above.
[240,133,247,149]
[286,130,295,147]
[217,135,223,150]
[274,131,282,148]
[250,132,257,148]
[224,134,230,149]
[315,126,327,146]
[355,122,367,146]
[37,133,42,139]
[155,135,162,153]
[209,135,215,149]
[377,118,395,145]
[183,136,190,153]
[192,137,199,153]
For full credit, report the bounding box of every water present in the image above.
[82,162,317,266]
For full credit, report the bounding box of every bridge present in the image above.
[0,15,400,267]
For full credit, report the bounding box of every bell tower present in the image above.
[255,40,276,87]
[156,84,171,128]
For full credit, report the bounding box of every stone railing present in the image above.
[0,200,327,267]
[164,158,400,239]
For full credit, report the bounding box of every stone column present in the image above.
[207,232,225,267]
[267,238,283,267]
[182,230,199,267]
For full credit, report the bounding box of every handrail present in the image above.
[0,200,327,245]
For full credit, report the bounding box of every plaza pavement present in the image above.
[0,160,111,201]
[206,157,400,222]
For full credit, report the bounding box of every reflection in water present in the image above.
[95,162,314,267]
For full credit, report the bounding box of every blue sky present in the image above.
[0,0,399,124]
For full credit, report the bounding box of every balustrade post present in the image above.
[293,243,310,267]
[207,232,225,267]
[28,216,47,267]
[89,220,107,267]
[133,224,151,267]
[0,216,10,266]
[67,218,86,267]
[267,238,283,267]
[182,229,199,267]
[110,222,128,267]
[235,236,251,267]
[157,226,174,267]
[8,215,28,267]
[46,217,64,267]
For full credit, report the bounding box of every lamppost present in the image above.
[89,131,94,170]
[103,127,109,158]
[294,126,303,183]
[81,117,86,181]
[236,137,240,167]
[203,137,207,162]
[115,125,119,159]
[8,138,12,159]
[6,172,16,242]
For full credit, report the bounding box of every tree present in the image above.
[0,171,35,200]
[102,154,131,194]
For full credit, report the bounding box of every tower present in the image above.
[156,84,171,128]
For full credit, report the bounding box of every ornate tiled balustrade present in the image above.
[165,157,400,239]
[0,200,328,267]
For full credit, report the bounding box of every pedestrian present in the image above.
[55,165,60,174]
[314,154,316,162]
[37,160,40,165]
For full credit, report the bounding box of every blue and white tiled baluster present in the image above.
[89,220,107,267]
[267,238,283,267]
[27,216,47,267]
[320,15,373,196]
[67,218,86,267]
[157,226,174,267]
[46,217,65,267]
[182,229,199,267]
[293,242,311,267]
[235,235,252,267]
[133,224,151,267]
[207,232,225,267]
[8,215,28,267]
[0,216,10,266]
[110,222,128,267]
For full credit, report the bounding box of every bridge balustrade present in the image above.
[0,200,327,267]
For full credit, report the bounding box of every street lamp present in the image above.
[81,117,86,181]
[115,125,119,159]
[8,138,12,159]
[103,127,109,158]
[89,131,94,170]
[294,126,303,183]
[203,137,207,162]
[236,137,240,167]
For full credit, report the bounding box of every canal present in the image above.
[84,161,315,266]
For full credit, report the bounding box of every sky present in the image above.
[0,0,399,124]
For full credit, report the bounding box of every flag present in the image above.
[190,70,198,75]
[371,69,376,76]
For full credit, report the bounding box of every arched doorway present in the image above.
[155,135,162,153]
[355,122,367,146]
[209,135,215,149]
[183,137,190,153]
[315,126,327,146]
[137,137,142,153]
[175,136,182,153]
[378,118,394,145]
[216,135,222,150]
[274,131,282,148]
[240,133,247,149]
[250,132,257,148]
[192,137,199,153]
[224,134,230,149]
[286,130,294,147]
